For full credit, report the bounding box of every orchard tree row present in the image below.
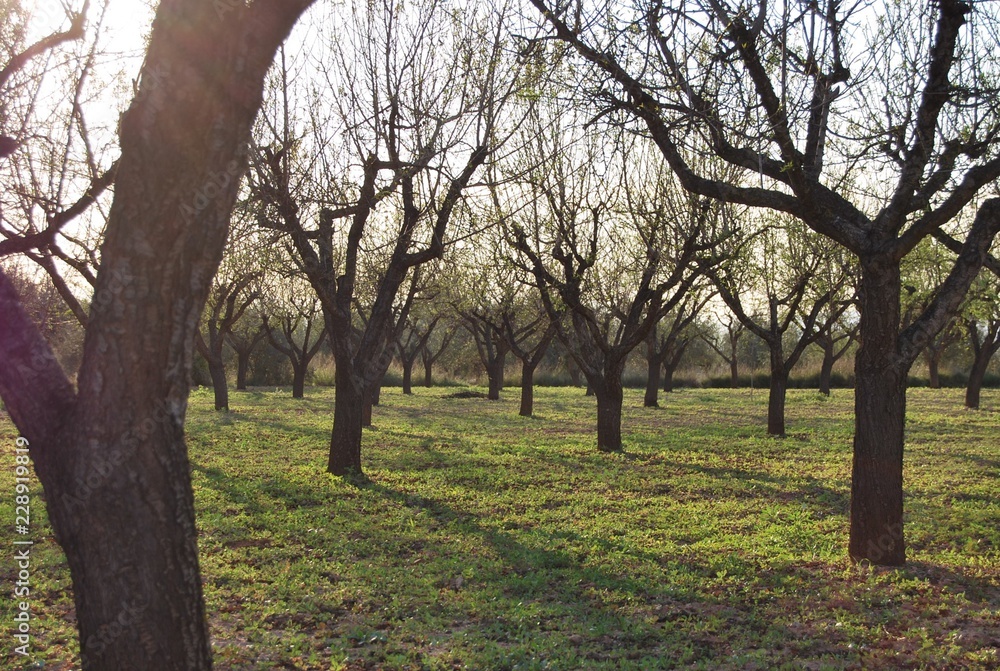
[1,0,999,668]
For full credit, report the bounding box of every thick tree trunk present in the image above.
[644,354,661,408]
[767,364,788,437]
[207,357,229,411]
[819,345,834,396]
[730,357,739,388]
[0,4,313,669]
[236,351,250,390]
[849,260,906,566]
[329,364,365,475]
[585,381,594,396]
[402,359,413,394]
[593,375,624,452]
[965,353,989,409]
[486,354,505,401]
[519,363,538,417]
[291,364,306,399]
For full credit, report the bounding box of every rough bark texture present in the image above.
[0,3,314,668]
[849,260,906,566]
[593,375,624,452]
[329,364,365,475]
[402,361,414,394]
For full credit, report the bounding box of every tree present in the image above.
[0,0,314,667]
[227,311,268,391]
[705,216,851,436]
[963,272,1000,409]
[701,312,745,387]
[196,270,261,411]
[261,275,326,399]
[420,321,455,387]
[509,127,717,451]
[250,0,520,475]
[643,289,710,406]
[531,0,1000,564]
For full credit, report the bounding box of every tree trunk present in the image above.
[819,345,834,396]
[519,362,538,417]
[767,364,788,437]
[965,352,990,409]
[402,359,413,394]
[486,354,505,400]
[593,375,624,452]
[585,381,594,396]
[207,357,229,411]
[291,363,306,399]
[236,350,250,390]
[927,352,942,389]
[849,260,906,566]
[729,357,739,388]
[329,364,364,475]
[644,353,661,408]
[423,357,433,387]
[663,364,675,393]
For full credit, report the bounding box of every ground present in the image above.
[1,386,998,670]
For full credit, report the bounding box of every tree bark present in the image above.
[423,357,434,387]
[644,352,661,408]
[519,362,538,417]
[207,357,229,411]
[486,353,505,400]
[291,363,306,399]
[849,260,906,566]
[767,366,788,437]
[236,350,250,390]
[927,354,942,389]
[329,363,365,475]
[663,364,675,393]
[819,344,835,396]
[593,375,624,452]
[729,357,739,388]
[965,354,988,409]
[402,359,414,394]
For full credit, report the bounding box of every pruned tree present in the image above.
[509,126,719,451]
[963,271,1000,409]
[701,312,745,387]
[643,287,711,406]
[704,215,852,436]
[249,0,522,475]
[420,320,456,387]
[196,270,261,411]
[531,0,1000,564]
[261,274,327,399]
[0,0,314,667]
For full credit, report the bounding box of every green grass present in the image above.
[2,386,998,670]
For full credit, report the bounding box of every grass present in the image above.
[1,386,998,670]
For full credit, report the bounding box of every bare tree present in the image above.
[531,0,1000,564]
[701,313,745,387]
[704,216,851,436]
[509,127,718,450]
[250,0,521,475]
[644,289,710,405]
[261,279,326,399]
[0,0,314,667]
